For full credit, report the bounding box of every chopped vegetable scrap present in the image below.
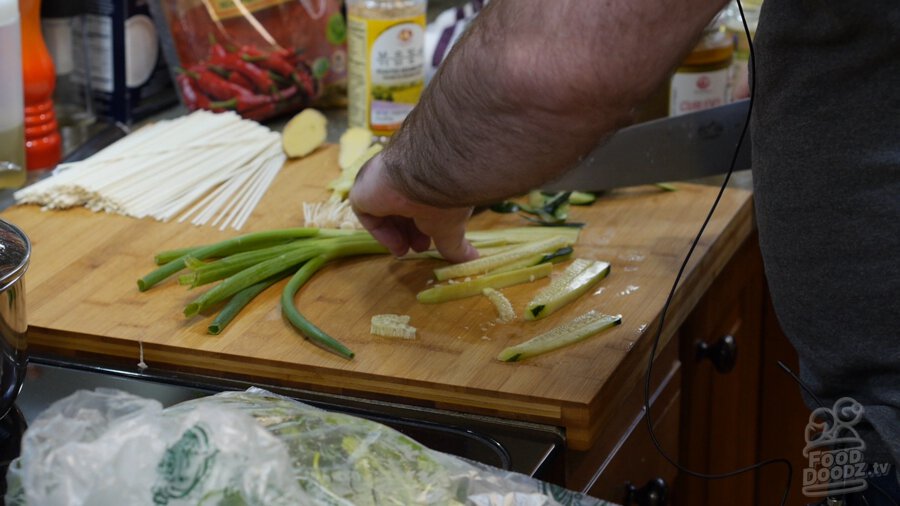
[490,190,595,227]
[482,288,516,323]
[337,127,374,170]
[371,314,417,339]
[302,200,362,229]
[326,143,382,202]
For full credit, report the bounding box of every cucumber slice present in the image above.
[465,227,580,245]
[433,236,571,281]
[525,259,610,320]
[418,263,552,304]
[487,246,573,275]
[498,310,621,362]
[568,191,596,205]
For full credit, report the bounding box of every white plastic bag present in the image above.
[6,388,303,506]
[7,387,613,506]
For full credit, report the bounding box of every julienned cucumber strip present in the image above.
[464,227,580,245]
[433,236,571,281]
[487,246,573,275]
[417,263,552,304]
[526,259,611,320]
[498,310,622,362]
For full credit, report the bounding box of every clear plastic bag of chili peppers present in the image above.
[148,0,347,122]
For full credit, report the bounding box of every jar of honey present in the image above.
[668,26,734,117]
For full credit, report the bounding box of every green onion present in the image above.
[281,239,389,359]
[281,256,353,358]
[184,235,385,317]
[183,247,323,316]
[139,228,320,291]
[154,239,293,265]
[179,242,318,288]
[208,273,287,335]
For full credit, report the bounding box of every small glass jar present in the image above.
[668,27,734,117]
[346,0,427,138]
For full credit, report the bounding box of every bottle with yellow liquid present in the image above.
[0,0,27,189]
[669,25,734,117]
[346,0,426,138]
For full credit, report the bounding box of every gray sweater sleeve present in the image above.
[752,0,900,474]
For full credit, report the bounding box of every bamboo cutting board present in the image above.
[1,145,753,450]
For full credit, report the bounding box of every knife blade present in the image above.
[542,99,751,192]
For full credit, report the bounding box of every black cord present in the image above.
[776,361,900,506]
[777,360,826,408]
[641,1,794,505]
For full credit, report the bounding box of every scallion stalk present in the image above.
[180,242,319,288]
[183,247,318,316]
[183,235,385,317]
[139,228,320,291]
[208,273,288,335]
[281,239,389,359]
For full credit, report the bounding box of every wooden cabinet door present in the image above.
[676,236,765,506]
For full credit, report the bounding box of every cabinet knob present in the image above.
[696,334,738,373]
[624,477,668,506]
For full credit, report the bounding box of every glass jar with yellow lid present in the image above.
[668,25,734,116]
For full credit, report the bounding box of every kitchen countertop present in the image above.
[2,103,755,416]
[0,138,755,457]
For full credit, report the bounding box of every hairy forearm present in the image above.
[382,0,727,207]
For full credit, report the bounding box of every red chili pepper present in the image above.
[239,46,295,79]
[210,93,274,113]
[275,47,301,66]
[267,70,291,89]
[210,50,275,94]
[273,85,298,103]
[228,71,255,91]
[194,69,255,101]
[291,64,318,104]
[240,102,278,122]
[210,43,228,62]
[175,73,211,110]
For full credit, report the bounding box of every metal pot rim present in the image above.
[0,219,31,292]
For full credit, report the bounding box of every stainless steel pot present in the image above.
[0,219,28,420]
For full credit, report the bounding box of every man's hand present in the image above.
[350,153,478,263]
